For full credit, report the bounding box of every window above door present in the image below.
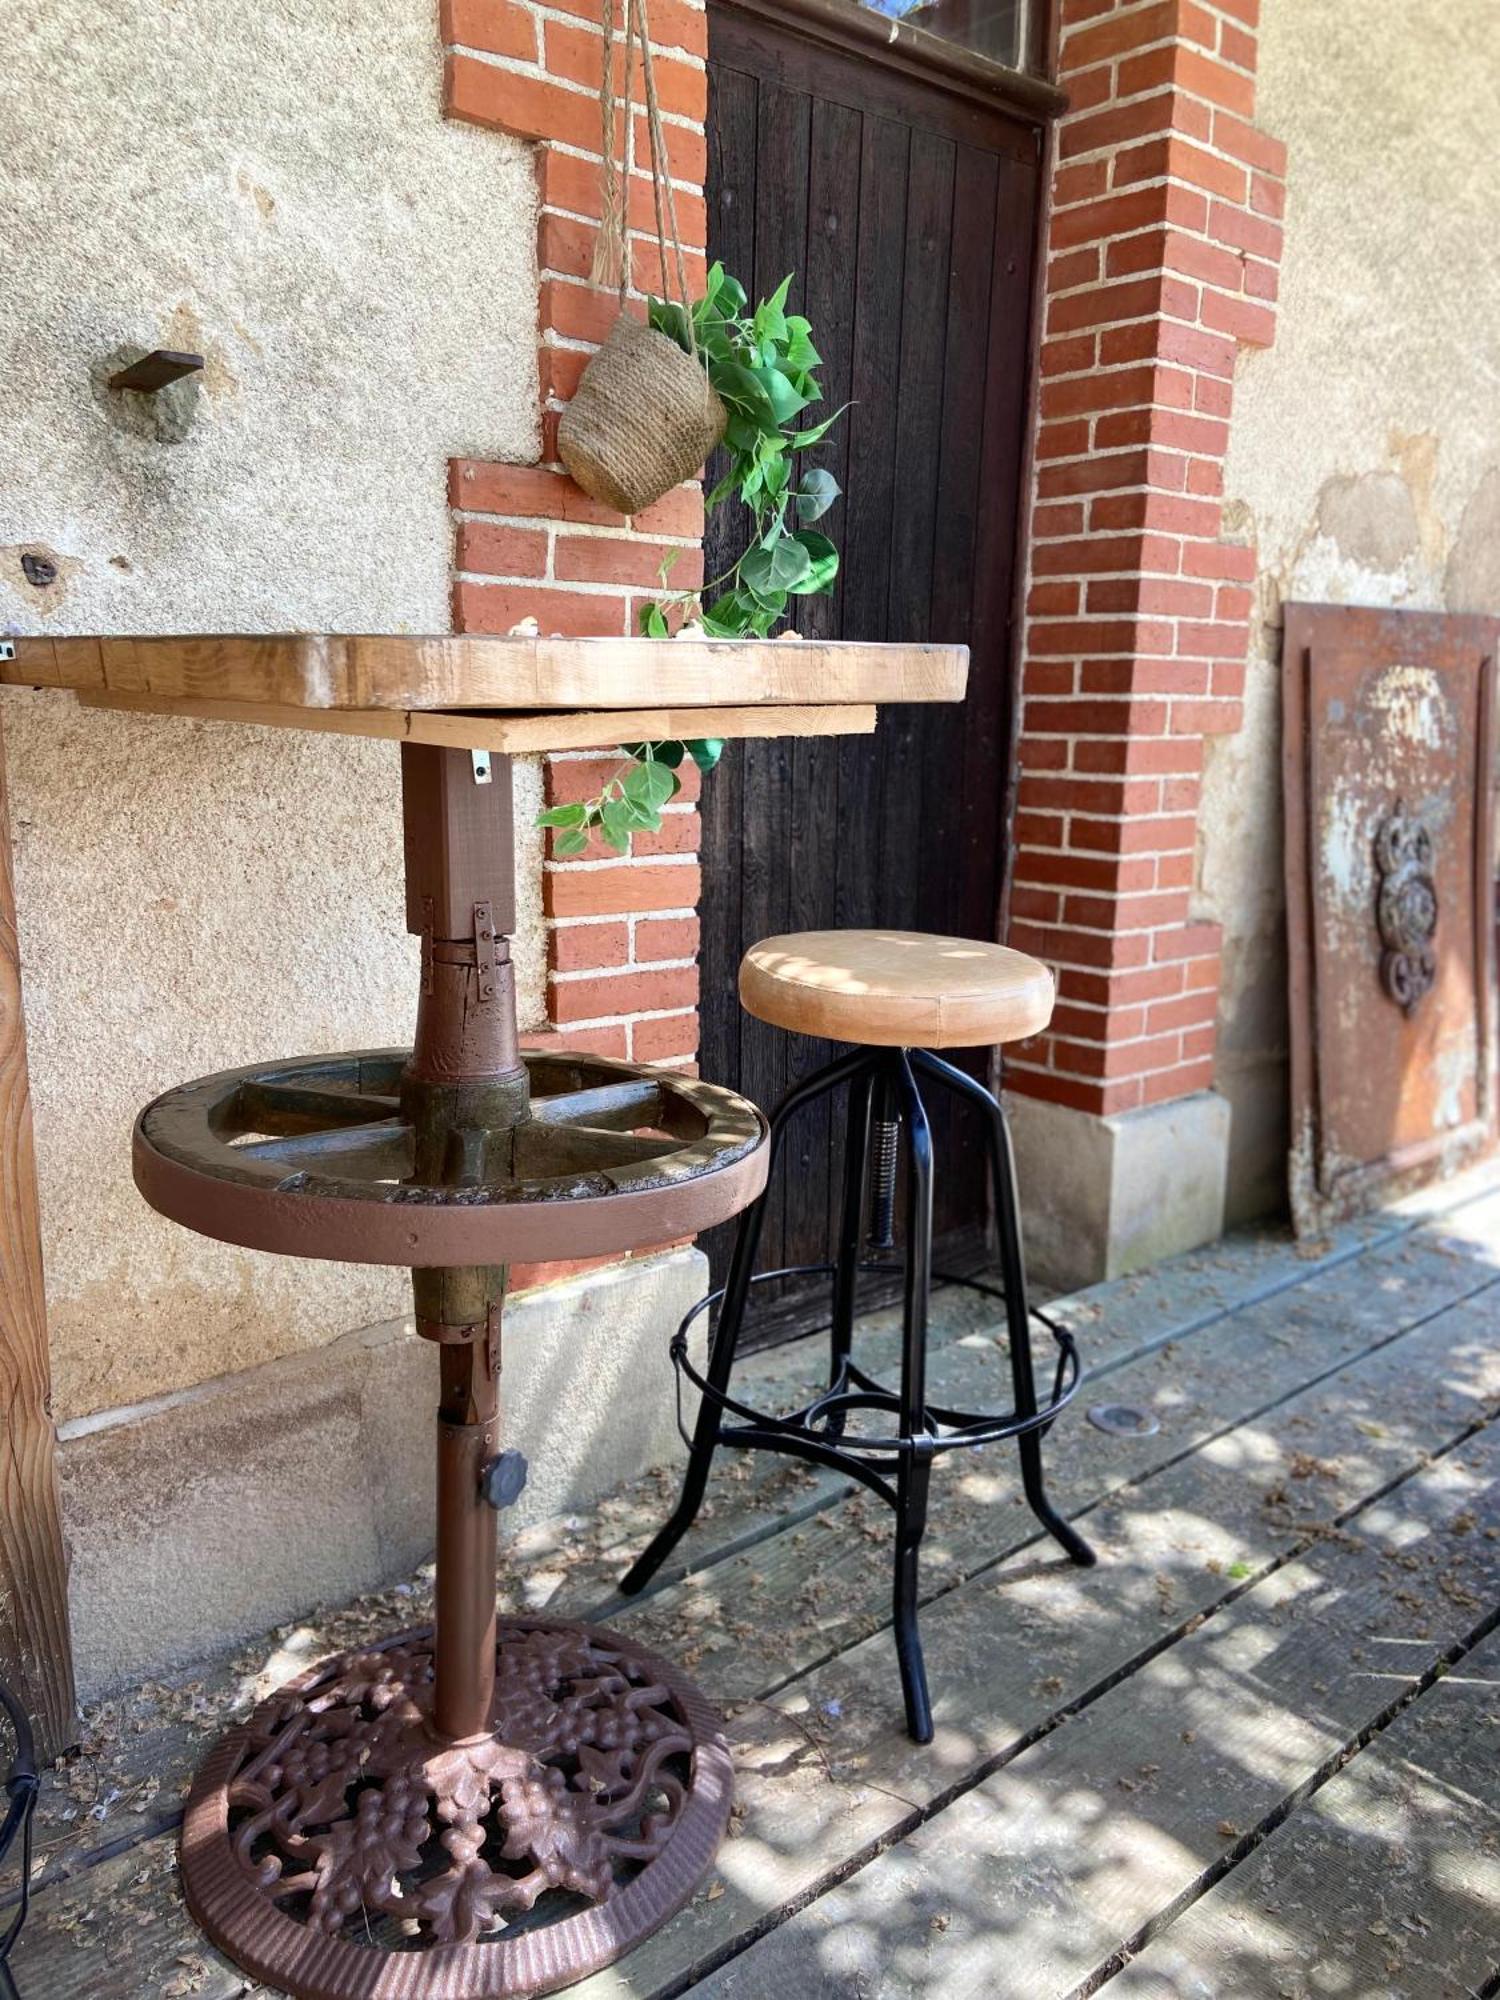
[853,0,1044,74]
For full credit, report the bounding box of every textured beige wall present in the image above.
[1201,0,1500,1222]
[1,0,547,1417]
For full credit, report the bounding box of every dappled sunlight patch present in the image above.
[1180,1666,1339,1791]
[1434,1845,1500,1907]
[1200,1420,1291,1471]
[238,1623,325,1707]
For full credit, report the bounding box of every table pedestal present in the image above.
[134,746,766,1998]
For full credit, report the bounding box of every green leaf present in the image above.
[789,403,852,449]
[698,320,734,363]
[723,413,763,454]
[751,365,811,425]
[599,798,636,852]
[712,268,747,315]
[622,757,680,809]
[741,538,812,598]
[788,529,838,596]
[702,591,753,635]
[552,826,590,857]
[648,296,692,354]
[536,802,588,829]
[623,738,687,768]
[712,362,777,423]
[784,323,822,372]
[796,467,840,523]
[762,451,791,499]
[687,737,726,772]
[638,602,670,639]
[753,275,793,348]
[706,467,740,510]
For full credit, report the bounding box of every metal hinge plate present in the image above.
[420,897,434,998]
[473,900,496,1004]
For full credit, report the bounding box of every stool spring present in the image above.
[868,1113,901,1249]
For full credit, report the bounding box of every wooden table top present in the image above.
[0,633,969,754]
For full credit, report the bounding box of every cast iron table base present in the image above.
[134,747,768,1998]
[180,1621,731,2000]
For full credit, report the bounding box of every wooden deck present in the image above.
[9,1167,1500,1999]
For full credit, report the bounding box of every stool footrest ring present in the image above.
[668,1264,1082,1511]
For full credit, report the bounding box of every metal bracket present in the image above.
[473,900,497,1004]
[420,896,434,998]
[108,349,204,394]
[0,641,13,663]
[470,748,492,786]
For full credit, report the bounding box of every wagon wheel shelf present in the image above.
[134,1048,768,1265]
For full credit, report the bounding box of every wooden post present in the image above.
[0,712,77,1761]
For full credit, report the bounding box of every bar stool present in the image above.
[621,929,1096,1744]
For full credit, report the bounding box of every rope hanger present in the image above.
[591,0,698,354]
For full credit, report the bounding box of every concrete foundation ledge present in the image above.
[1005,1088,1232,1291]
[57,1246,708,1699]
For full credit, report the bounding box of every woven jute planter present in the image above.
[559,313,726,516]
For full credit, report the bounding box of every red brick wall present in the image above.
[442,0,709,1067]
[1007,0,1283,1119]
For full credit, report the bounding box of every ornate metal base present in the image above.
[180,1619,733,2000]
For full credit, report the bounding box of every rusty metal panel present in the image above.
[1283,603,1497,1236]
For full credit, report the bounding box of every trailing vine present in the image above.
[538,265,846,857]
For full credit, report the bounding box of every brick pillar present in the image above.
[1005,0,1284,1283]
[441,0,709,1069]
[440,0,709,1288]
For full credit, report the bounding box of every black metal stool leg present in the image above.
[620,1047,877,1596]
[891,1051,936,1744]
[823,1065,874,1438]
[914,1050,1096,1570]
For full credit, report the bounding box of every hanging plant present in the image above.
[539,264,847,859]
[557,0,723,516]
[639,263,845,639]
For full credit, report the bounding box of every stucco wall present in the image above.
[1,0,547,1417]
[1201,0,1500,1222]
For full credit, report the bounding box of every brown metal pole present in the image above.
[431,1301,501,1740]
[399,744,527,1744]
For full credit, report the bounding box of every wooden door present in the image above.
[699,0,1044,1330]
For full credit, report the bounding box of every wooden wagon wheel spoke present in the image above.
[236,1079,402,1134]
[527,1079,665,1131]
[232,1119,414,1175]
[513,1122,680,1179]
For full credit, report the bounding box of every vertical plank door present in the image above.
[699,0,1045,1336]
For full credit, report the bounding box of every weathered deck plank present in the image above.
[562,1291,1500,1995]
[1106,1627,1500,1999]
[680,1424,1500,1999]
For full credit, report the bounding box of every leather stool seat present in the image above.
[740,929,1054,1048]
